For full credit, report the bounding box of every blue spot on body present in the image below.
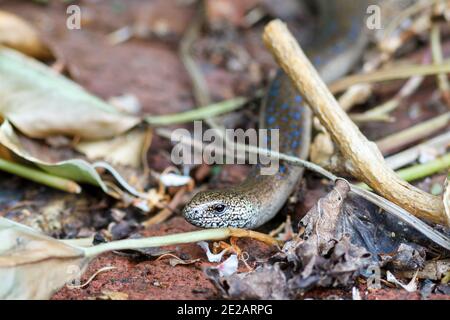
[291,141,299,149]
[295,95,302,103]
[269,87,278,97]
[267,101,276,112]
[281,103,289,110]
[293,112,301,120]
[290,130,300,137]
[279,165,286,174]
[267,116,276,125]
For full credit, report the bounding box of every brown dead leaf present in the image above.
[300,179,351,254]
[0,11,52,60]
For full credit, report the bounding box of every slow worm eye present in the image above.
[213,204,226,213]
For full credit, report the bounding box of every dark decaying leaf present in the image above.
[380,243,426,271]
[206,264,289,300]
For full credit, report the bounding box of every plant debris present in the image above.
[207,180,450,299]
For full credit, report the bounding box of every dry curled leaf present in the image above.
[0,11,52,60]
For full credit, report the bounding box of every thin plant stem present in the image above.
[145,97,248,126]
[376,112,450,154]
[396,153,450,182]
[0,158,81,193]
[330,62,450,93]
[84,228,279,257]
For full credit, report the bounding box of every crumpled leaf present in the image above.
[0,47,140,140]
[0,11,52,60]
[0,217,90,300]
[300,179,352,255]
[75,127,151,168]
[288,236,371,291]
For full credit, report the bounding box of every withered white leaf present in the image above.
[0,217,91,300]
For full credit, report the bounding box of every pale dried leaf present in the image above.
[0,217,90,300]
[76,128,149,168]
[0,48,140,140]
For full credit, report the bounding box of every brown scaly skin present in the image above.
[184,0,369,229]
